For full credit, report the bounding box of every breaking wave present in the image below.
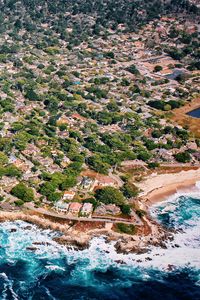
[0,183,200,299]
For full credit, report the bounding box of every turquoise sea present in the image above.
[0,183,200,299]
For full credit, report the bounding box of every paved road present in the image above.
[160,163,200,168]
[24,203,143,226]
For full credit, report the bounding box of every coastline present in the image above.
[1,168,200,253]
[136,168,200,206]
[0,210,168,254]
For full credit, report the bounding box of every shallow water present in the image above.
[0,184,200,299]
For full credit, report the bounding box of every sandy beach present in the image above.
[0,168,199,253]
[137,168,200,206]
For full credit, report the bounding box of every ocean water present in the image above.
[0,185,200,299]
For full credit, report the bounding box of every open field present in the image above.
[170,97,200,137]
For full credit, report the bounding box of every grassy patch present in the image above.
[116,223,136,234]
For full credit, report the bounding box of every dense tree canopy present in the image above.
[95,187,125,205]
[11,183,34,202]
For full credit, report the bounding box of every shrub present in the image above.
[116,223,136,234]
[14,199,24,206]
[120,204,131,215]
[153,65,163,72]
[121,183,139,198]
[174,151,191,163]
[148,162,160,169]
[136,209,146,218]
[164,104,171,111]
[126,64,140,75]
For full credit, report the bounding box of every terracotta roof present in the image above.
[69,202,82,211]
[159,69,172,75]
[64,191,76,195]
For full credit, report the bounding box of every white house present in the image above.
[54,201,69,214]
[63,191,76,201]
[81,203,93,216]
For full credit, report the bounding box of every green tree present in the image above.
[25,89,40,101]
[48,192,62,202]
[148,162,159,169]
[11,183,34,202]
[60,175,77,190]
[0,152,8,165]
[14,199,24,206]
[137,150,152,162]
[136,209,146,218]
[95,187,125,205]
[126,64,140,75]
[104,51,115,59]
[14,132,32,150]
[11,122,24,132]
[153,65,163,72]
[88,155,110,175]
[174,151,191,163]
[5,165,22,178]
[39,182,57,196]
[120,204,131,215]
[121,183,139,198]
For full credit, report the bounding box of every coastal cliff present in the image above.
[0,210,170,254]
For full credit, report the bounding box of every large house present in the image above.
[63,191,76,201]
[54,201,69,214]
[94,204,121,216]
[80,177,97,191]
[68,202,82,215]
[96,176,117,188]
[81,203,93,216]
[22,144,39,157]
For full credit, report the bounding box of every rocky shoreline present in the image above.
[1,167,198,255]
[0,210,172,254]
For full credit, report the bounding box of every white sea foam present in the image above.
[74,230,200,272]
[195,181,200,189]
[0,273,19,300]
[1,219,199,275]
[45,265,65,271]
[44,287,57,300]
[62,184,200,273]
[0,183,200,282]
